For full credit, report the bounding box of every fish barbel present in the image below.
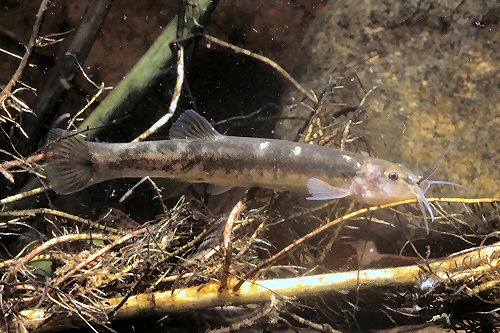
[46,110,461,230]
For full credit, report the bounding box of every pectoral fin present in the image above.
[306,178,351,200]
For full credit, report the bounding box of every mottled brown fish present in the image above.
[46,110,461,230]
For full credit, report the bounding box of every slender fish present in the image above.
[46,110,461,230]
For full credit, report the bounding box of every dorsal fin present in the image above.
[169,110,221,140]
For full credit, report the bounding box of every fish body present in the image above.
[47,110,460,226]
[86,136,361,195]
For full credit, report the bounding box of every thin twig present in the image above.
[0,208,122,235]
[0,150,46,183]
[340,86,377,150]
[10,214,499,331]
[208,295,280,333]
[203,34,318,104]
[147,177,169,218]
[118,176,149,203]
[79,0,220,137]
[110,228,209,317]
[67,83,107,129]
[120,45,186,201]
[220,200,244,290]
[0,0,50,103]
[133,46,185,142]
[16,0,113,157]
[0,253,70,270]
[0,152,46,172]
[223,201,243,257]
[0,187,46,206]
[18,227,148,311]
[234,197,499,290]
[6,233,113,282]
[18,240,497,331]
[286,312,341,333]
[55,227,147,288]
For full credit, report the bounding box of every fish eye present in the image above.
[388,172,399,181]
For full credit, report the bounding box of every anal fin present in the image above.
[207,184,232,195]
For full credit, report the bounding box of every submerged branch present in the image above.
[16,241,499,331]
[80,0,220,138]
[235,196,499,289]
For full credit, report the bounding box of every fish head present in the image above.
[351,152,462,233]
[351,158,424,205]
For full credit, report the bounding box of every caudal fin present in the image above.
[46,129,94,194]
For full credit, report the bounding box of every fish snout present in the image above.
[408,174,431,194]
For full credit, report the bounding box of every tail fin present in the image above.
[46,129,94,194]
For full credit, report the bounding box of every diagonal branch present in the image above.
[0,0,50,103]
